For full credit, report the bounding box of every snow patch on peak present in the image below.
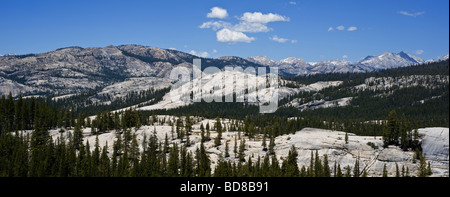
[440,54,449,61]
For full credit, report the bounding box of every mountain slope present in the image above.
[0,45,266,97]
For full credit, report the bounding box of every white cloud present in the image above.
[342,55,348,59]
[291,39,298,44]
[347,26,357,31]
[207,7,229,19]
[212,49,218,53]
[200,20,272,33]
[328,27,334,32]
[201,9,289,44]
[216,28,256,43]
[289,1,297,5]
[336,25,345,31]
[189,50,210,58]
[240,12,290,24]
[270,35,289,43]
[199,21,231,31]
[232,21,272,33]
[398,11,425,17]
[415,50,424,55]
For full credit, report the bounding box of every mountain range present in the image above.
[246,51,445,76]
[0,44,448,97]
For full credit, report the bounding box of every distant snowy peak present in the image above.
[315,59,352,66]
[280,57,306,65]
[246,56,306,67]
[245,56,275,66]
[425,54,449,63]
[246,51,425,76]
[358,51,423,69]
[439,54,449,61]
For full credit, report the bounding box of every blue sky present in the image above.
[0,0,448,62]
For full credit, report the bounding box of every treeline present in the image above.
[0,96,431,177]
[284,59,449,85]
[0,92,152,137]
[0,93,76,135]
[0,129,431,177]
[151,103,386,137]
[382,110,420,151]
[54,87,170,116]
[144,96,260,119]
[296,84,449,127]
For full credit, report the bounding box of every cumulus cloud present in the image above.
[270,35,289,43]
[216,28,256,43]
[347,26,357,31]
[328,27,334,32]
[336,25,345,31]
[200,8,289,43]
[342,55,348,59]
[291,39,298,44]
[289,1,297,5]
[189,50,210,58]
[207,7,229,19]
[398,11,425,17]
[240,12,290,23]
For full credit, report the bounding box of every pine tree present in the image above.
[184,152,194,177]
[308,151,314,177]
[262,132,267,151]
[345,132,349,144]
[269,154,280,177]
[224,141,230,158]
[285,145,299,177]
[200,123,205,142]
[323,154,331,177]
[168,143,179,177]
[130,134,140,168]
[91,136,101,176]
[382,164,388,177]
[417,155,428,177]
[361,170,367,177]
[197,141,211,177]
[99,143,110,177]
[268,135,275,155]
[214,117,222,147]
[401,165,406,177]
[261,153,270,177]
[238,139,246,163]
[345,165,352,177]
[426,162,432,176]
[314,151,322,177]
[336,164,343,177]
[353,157,360,177]
[395,163,400,177]
[233,134,238,158]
